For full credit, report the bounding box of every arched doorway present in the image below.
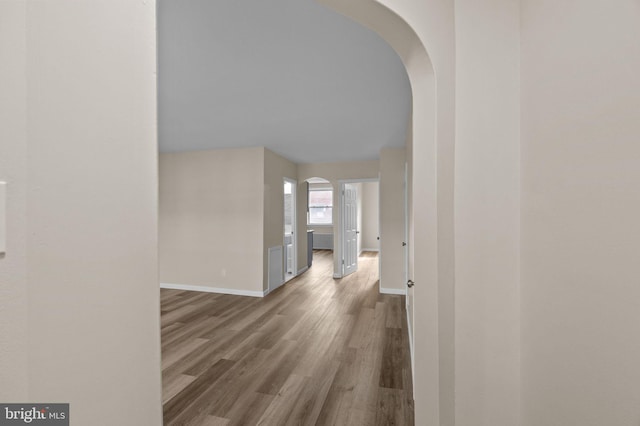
[316,1,445,424]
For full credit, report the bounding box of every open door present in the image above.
[342,183,358,276]
[283,178,297,282]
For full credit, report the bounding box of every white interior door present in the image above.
[343,183,358,276]
[284,178,296,281]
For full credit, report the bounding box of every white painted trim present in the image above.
[297,266,309,275]
[407,302,415,396]
[160,283,266,298]
[380,287,407,295]
[333,273,343,279]
[284,177,298,278]
[361,248,379,252]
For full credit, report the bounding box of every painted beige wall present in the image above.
[263,148,298,287]
[521,2,640,425]
[159,148,264,294]
[298,160,379,183]
[379,148,405,291]
[454,1,521,425]
[0,0,28,402]
[361,182,379,251]
[19,2,163,424]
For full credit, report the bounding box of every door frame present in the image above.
[283,177,297,282]
[336,178,379,278]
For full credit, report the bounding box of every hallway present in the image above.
[161,250,414,425]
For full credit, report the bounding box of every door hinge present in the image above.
[342,259,345,265]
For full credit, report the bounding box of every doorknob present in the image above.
[402,242,407,246]
[407,280,415,288]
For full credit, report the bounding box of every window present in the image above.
[308,188,333,225]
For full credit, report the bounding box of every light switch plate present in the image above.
[0,182,6,254]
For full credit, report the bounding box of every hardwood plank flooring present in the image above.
[161,250,414,426]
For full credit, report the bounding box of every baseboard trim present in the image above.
[160,282,266,298]
[297,266,309,275]
[379,287,407,295]
[333,273,342,279]
[361,248,380,252]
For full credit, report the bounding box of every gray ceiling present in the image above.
[158,0,411,164]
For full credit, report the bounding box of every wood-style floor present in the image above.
[161,250,414,426]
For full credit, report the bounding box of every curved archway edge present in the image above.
[315,1,448,425]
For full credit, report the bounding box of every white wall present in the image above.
[521,2,640,425]
[379,148,405,292]
[454,1,521,425]
[361,181,379,251]
[0,0,28,402]
[159,148,264,295]
[13,2,162,424]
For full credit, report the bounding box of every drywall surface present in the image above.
[24,2,163,424]
[379,148,405,291]
[263,148,298,289]
[0,0,28,401]
[361,181,379,251]
[454,1,521,425]
[521,2,640,425]
[159,148,264,294]
[298,160,379,184]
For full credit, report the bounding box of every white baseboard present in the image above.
[160,282,266,298]
[380,287,407,295]
[297,266,309,275]
[333,273,342,279]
